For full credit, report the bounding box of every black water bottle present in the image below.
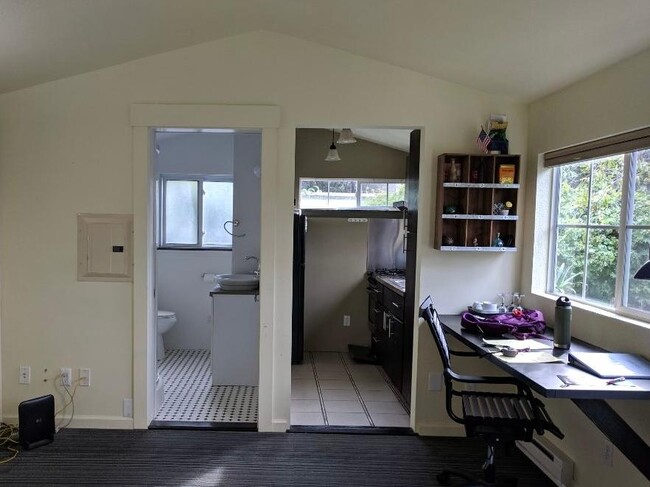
[554,296,572,349]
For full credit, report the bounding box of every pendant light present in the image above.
[337,128,357,144]
[325,129,341,162]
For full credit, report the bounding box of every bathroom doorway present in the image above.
[150,128,262,428]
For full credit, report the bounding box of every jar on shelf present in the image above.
[450,158,460,182]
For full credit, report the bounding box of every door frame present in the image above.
[290,126,424,427]
[130,103,280,429]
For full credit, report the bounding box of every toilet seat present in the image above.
[158,310,176,319]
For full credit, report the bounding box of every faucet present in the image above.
[245,256,260,277]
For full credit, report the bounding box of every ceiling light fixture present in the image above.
[337,128,357,144]
[325,129,341,162]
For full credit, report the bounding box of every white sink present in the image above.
[216,273,259,291]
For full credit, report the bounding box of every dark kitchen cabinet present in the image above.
[367,275,407,401]
[383,313,404,391]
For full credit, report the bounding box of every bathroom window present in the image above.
[160,175,233,249]
[299,178,405,209]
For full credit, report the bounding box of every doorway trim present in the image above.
[130,103,280,429]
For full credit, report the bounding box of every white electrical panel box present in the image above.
[77,213,133,282]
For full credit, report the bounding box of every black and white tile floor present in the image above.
[155,349,258,423]
[291,351,410,427]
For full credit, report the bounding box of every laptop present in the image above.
[18,394,55,450]
[568,352,650,379]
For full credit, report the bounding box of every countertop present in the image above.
[375,275,406,296]
[210,286,259,296]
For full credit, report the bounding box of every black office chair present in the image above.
[419,296,563,486]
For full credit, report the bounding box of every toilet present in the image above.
[157,310,177,360]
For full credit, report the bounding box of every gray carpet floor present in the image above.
[0,429,555,486]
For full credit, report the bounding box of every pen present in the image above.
[606,377,626,385]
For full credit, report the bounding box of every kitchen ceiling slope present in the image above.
[1,0,649,101]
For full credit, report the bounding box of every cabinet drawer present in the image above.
[383,288,404,321]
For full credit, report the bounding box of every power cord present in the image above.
[54,374,82,431]
[0,422,19,464]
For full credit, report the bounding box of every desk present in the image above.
[440,314,650,481]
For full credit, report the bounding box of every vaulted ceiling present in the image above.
[1,0,650,101]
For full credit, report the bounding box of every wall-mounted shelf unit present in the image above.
[434,153,520,251]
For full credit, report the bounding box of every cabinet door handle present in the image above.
[388,318,393,338]
[392,302,400,308]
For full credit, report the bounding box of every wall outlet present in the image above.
[427,372,442,391]
[343,315,351,327]
[602,441,614,467]
[60,367,72,387]
[79,368,91,386]
[19,365,31,384]
[123,398,133,418]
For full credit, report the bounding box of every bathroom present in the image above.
[152,128,261,426]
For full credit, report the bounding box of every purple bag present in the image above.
[461,309,546,339]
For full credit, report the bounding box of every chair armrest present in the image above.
[447,370,528,387]
[449,349,480,357]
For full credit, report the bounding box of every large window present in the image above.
[549,149,650,317]
[299,178,405,209]
[160,175,233,249]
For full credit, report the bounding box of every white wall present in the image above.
[523,47,650,487]
[231,133,262,273]
[0,31,527,432]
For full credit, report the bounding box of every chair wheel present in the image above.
[436,471,451,485]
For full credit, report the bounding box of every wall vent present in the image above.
[516,437,574,486]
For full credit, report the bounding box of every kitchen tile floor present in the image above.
[155,349,258,423]
[291,351,410,428]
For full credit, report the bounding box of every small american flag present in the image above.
[476,126,492,153]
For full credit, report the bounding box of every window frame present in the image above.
[159,173,234,250]
[298,177,406,209]
[548,150,650,321]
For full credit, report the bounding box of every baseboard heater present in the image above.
[516,437,574,487]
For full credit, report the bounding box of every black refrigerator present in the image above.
[291,213,306,364]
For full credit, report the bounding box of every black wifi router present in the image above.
[18,394,55,450]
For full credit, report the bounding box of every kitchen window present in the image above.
[299,178,405,209]
[160,175,233,249]
[547,128,650,319]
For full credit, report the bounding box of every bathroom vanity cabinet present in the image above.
[210,290,260,386]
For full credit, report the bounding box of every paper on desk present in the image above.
[482,338,552,350]
[496,351,564,364]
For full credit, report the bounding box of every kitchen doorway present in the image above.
[290,128,421,430]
